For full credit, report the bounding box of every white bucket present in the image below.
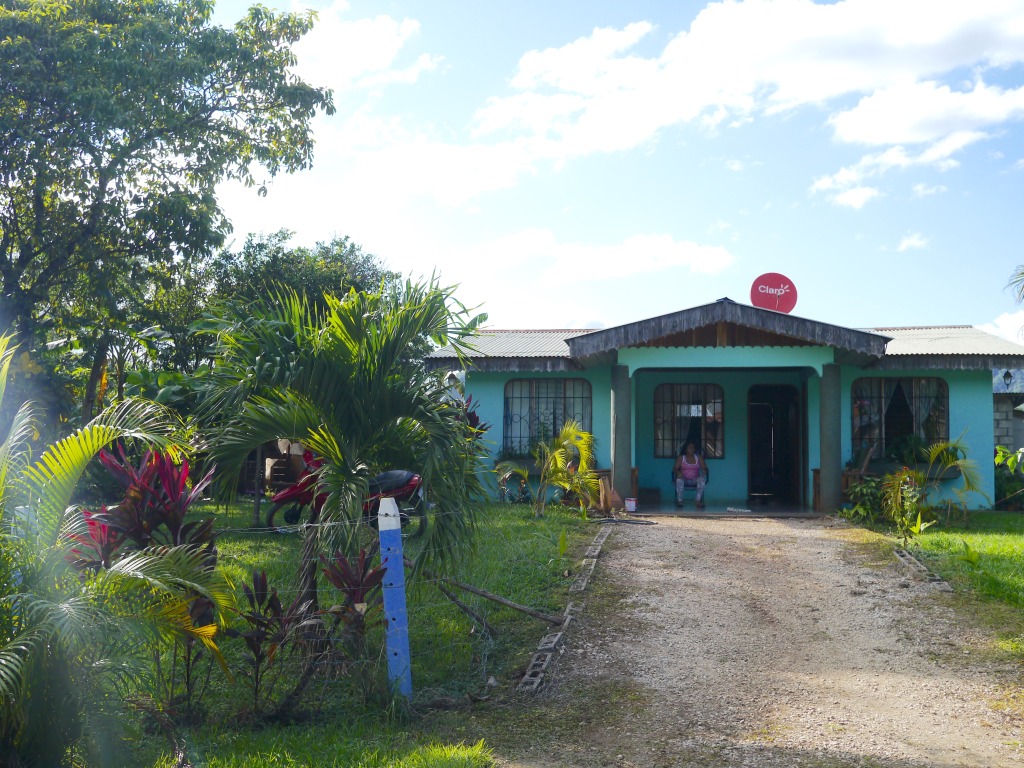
[624,497,638,513]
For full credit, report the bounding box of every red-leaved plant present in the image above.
[224,571,313,717]
[65,506,125,571]
[96,446,216,552]
[320,545,386,661]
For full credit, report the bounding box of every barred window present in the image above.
[851,377,948,459]
[654,384,725,459]
[503,379,592,456]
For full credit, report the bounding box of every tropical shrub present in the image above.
[843,475,883,523]
[0,333,232,765]
[495,420,599,518]
[199,280,487,628]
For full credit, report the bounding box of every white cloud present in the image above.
[459,229,735,288]
[833,186,880,209]
[912,182,947,196]
[829,80,1024,145]
[811,130,986,204]
[725,159,745,171]
[292,2,440,92]
[463,1,1024,201]
[896,232,928,251]
[980,311,1024,344]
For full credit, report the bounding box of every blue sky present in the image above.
[212,0,1024,339]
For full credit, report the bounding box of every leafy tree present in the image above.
[213,229,402,308]
[199,280,487,617]
[0,334,232,764]
[0,0,334,357]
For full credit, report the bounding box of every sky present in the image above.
[211,0,1024,341]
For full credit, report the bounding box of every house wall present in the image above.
[621,345,833,506]
[631,367,814,505]
[994,393,1017,450]
[463,368,613,495]
[838,368,995,506]
[465,357,997,508]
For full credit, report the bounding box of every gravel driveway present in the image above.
[508,516,1023,768]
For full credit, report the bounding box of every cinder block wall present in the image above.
[994,394,1016,450]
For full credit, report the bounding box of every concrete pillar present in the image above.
[818,363,842,513]
[611,364,632,500]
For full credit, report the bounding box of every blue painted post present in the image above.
[378,497,413,698]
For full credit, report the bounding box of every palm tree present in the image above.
[199,279,487,614]
[0,334,233,765]
[1010,264,1024,305]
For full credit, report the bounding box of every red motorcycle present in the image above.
[267,452,426,535]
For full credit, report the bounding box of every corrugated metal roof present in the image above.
[428,329,595,359]
[866,326,1024,356]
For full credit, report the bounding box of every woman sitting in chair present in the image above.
[673,440,708,509]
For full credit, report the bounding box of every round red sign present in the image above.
[750,272,798,313]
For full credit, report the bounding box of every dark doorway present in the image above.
[748,385,801,504]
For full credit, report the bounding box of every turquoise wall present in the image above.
[464,368,613,494]
[464,354,997,509]
[619,345,834,376]
[631,365,814,505]
[838,367,995,506]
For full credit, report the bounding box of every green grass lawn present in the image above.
[132,500,596,767]
[914,511,1024,609]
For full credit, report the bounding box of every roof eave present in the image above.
[566,300,890,358]
[871,355,1024,371]
[424,356,581,373]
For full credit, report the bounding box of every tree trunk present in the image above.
[81,337,109,425]
[251,445,263,527]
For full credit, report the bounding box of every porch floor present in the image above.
[626,497,819,519]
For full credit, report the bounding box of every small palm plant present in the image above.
[0,334,232,764]
[496,420,599,518]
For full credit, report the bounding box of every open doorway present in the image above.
[748,385,801,504]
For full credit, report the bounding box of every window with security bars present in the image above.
[654,384,725,459]
[502,379,592,456]
[851,377,948,459]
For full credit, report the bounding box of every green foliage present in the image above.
[0,0,334,341]
[213,230,402,309]
[846,435,987,543]
[995,446,1024,510]
[495,421,599,519]
[0,333,234,764]
[881,466,932,546]
[842,475,883,523]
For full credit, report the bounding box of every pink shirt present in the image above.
[678,454,701,481]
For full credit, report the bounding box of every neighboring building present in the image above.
[992,368,1024,451]
[429,298,1024,511]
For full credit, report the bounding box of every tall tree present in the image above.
[0,0,334,345]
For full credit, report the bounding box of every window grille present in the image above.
[653,383,725,459]
[502,379,592,456]
[851,377,948,459]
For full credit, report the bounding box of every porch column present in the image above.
[610,364,632,500]
[819,363,842,512]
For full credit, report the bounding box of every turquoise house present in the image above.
[428,299,1024,511]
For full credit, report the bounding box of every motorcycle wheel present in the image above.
[267,502,303,529]
[400,492,427,538]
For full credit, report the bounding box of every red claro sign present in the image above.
[750,272,798,314]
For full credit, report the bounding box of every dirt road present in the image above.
[507,516,1023,768]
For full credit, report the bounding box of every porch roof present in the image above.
[566,298,889,362]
